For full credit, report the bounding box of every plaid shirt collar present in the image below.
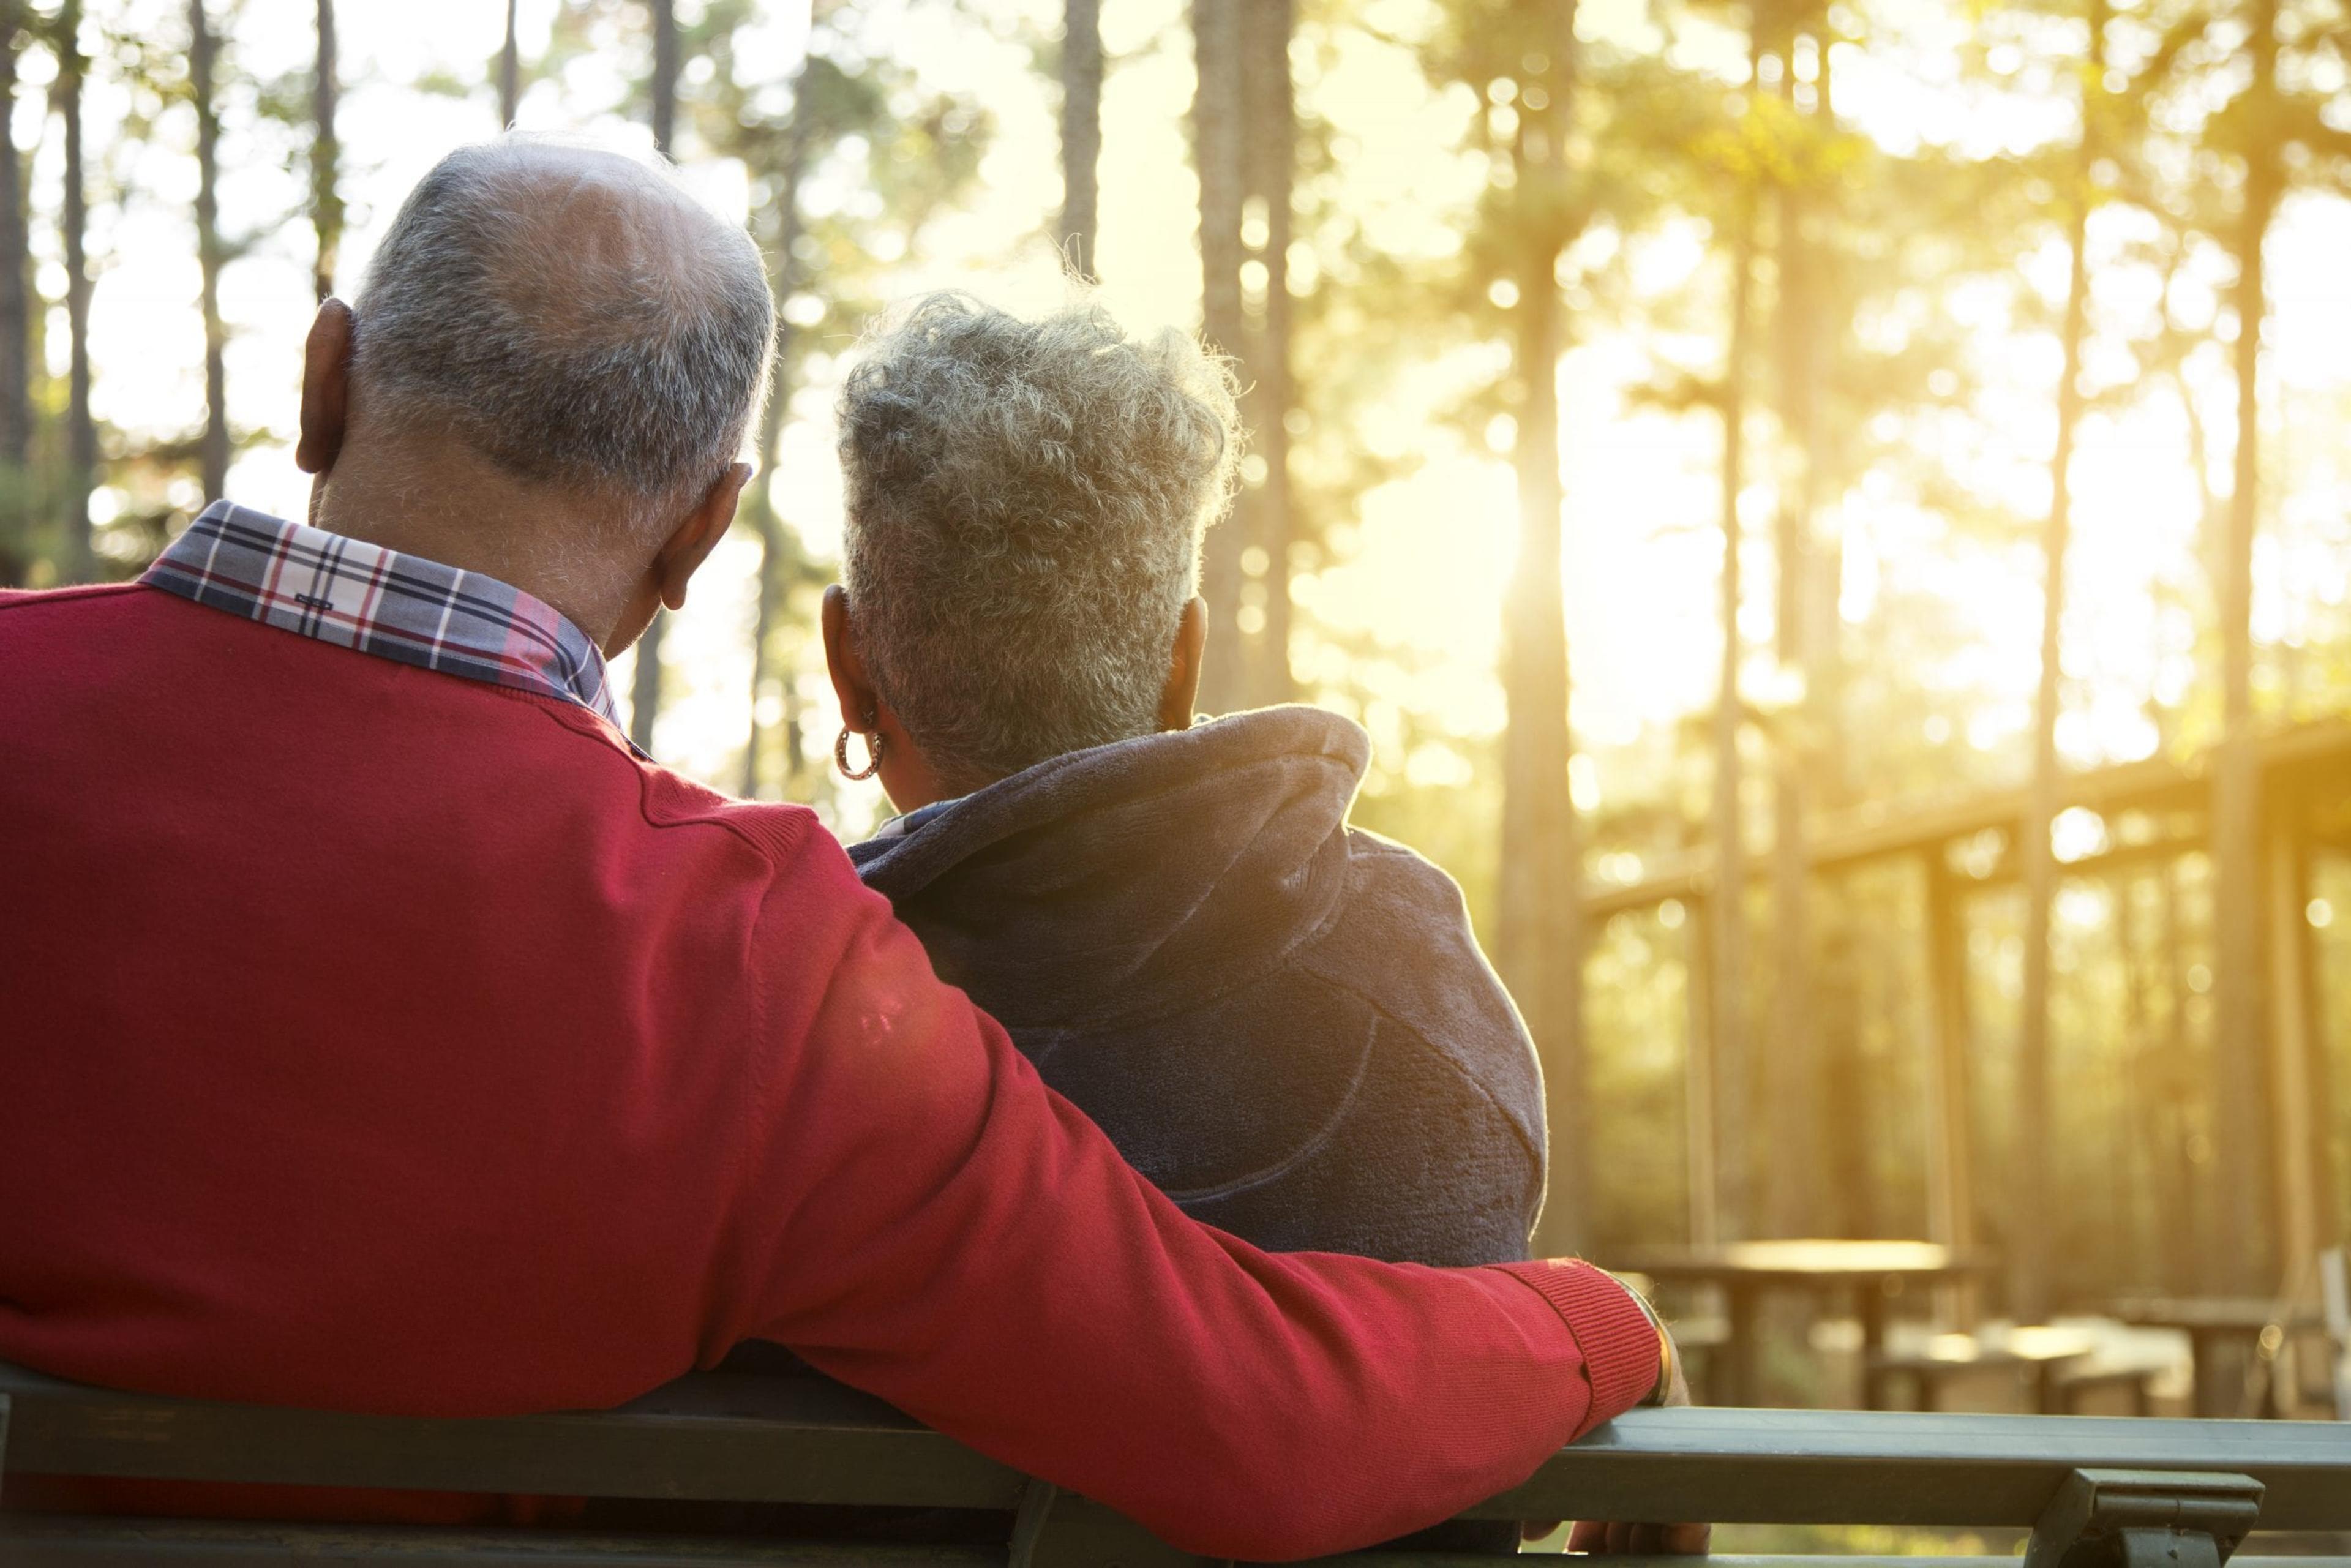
[143,501,629,739]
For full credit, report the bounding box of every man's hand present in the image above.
[1548,1328,1711,1555]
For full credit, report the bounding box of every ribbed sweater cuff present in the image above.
[1487,1259,1662,1428]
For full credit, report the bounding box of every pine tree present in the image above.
[1239,0,1294,705]
[1405,0,1600,1255]
[628,0,680,757]
[2124,0,2351,1290]
[1191,0,1248,715]
[2207,0,2278,1292]
[1758,0,1832,1244]
[1703,102,1757,1250]
[689,1,987,800]
[2015,0,2110,1326]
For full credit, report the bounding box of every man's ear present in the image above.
[1157,596,1208,730]
[296,299,355,476]
[822,583,879,725]
[653,462,752,612]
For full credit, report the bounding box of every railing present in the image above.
[3,1361,2347,1566]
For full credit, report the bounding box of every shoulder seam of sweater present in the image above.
[494,686,814,866]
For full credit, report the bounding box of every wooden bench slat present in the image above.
[1470,1407,2351,1528]
[9,1364,2351,1544]
[0,1517,1002,1566]
[6,1528,2349,1568]
[0,1370,1024,1512]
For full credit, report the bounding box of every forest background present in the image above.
[3,0,2348,1329]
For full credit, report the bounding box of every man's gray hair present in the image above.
[353,140,774,528]
[838,292,1240,789]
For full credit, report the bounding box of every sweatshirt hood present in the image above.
[848,705,1370,1029]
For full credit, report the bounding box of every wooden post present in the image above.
[1923,851,1978,1328]
[2112,872,2154,1287]
[2263,784,2323,1296]
[2307,863,2341,1254]
[2156,858,2204,1296]
[1684,895,1722,1246]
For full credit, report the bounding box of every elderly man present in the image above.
[0,142,1679,1561]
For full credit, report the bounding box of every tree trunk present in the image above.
[2013,0,2102,1324]
[1704,174,1757,1250]
[190,0,228,505]
[1240,0,1293,705]
[629,0,679,756]
[59,0,92,580]
[498,0,520,127]
[1498,0,1588,1258]
[1190,0,1247,715]
[0,2,28,473]
[1762,28,1821,1243]
[1058,0,1100,281]
[649,0,677,156]
[741,114,814,801]
[312,0,340,302]
[0,2,28,585]
[2207,0,2279,1293]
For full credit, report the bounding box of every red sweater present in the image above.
[0,583,1657,1560]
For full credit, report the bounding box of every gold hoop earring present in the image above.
[836,724,884,781]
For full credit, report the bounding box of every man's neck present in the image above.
[309,446,631,648]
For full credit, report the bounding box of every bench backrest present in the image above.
[4,1363,2349,1566]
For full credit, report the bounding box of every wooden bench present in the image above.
[1865,1327,2102,1414]
[1865,1328,2174,1416]
[4,1360,2349,1566]
[2050,1362,2164,1417]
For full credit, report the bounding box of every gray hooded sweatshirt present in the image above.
[847,705,1546,1269]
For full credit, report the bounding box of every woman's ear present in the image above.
[822,585,879,726]
[1157,596,1208,730]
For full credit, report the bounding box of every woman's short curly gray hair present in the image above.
[837,292,1240,789]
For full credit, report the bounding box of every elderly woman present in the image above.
[822,291,1545,1273]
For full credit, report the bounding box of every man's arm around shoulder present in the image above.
[695,822,1663,1561]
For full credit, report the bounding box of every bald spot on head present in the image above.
[350,137,775,530]
[468,145,730,362]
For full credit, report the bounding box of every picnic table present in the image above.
[2110,1296,2326,1417]
[1610,1239,1999,1408]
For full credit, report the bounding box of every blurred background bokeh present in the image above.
[4,0,2346,1415]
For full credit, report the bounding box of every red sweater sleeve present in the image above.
[710,829,1659,1562]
